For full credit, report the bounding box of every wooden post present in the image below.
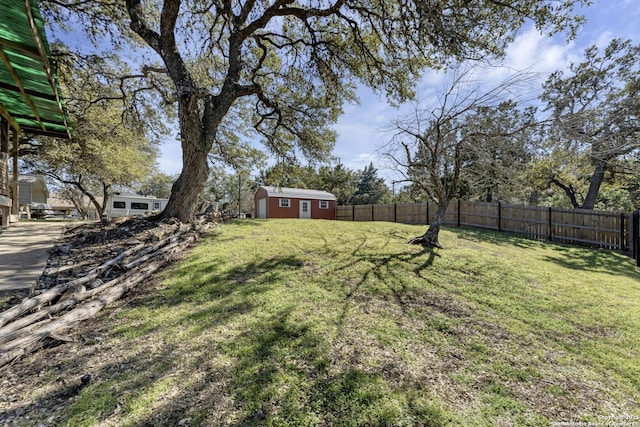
[620,213,626,252]
[11,128,18,216]
[632,210,639,266]
[0,119,8,153]
[457,199,461,227]
[394,203,397,223]
[426,201,429,225]
[498,202,502,232]
[548,207,553,241]
[371,204,374,221]
[352,205,355,222]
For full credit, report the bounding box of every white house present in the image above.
[104,193,169,219]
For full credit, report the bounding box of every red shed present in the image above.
[254,186,337,220]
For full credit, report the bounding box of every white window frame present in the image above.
[279,198,290,208]
[319,200,329,209]
[130,202,149,210]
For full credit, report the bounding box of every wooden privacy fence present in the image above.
[337,201,640,265]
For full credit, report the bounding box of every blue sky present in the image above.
[142,0,640,183]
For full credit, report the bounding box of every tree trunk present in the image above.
[161,94,211,222]
[549,174,581,209]
[581,159,607,210]
[408,199,451,248]
[162,145,209,222]
[486,187,493,203]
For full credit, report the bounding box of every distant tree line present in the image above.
[21,32,638,224]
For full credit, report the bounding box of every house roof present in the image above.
[260,186,337,201]
[0,0,71,138]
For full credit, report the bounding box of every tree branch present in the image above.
[549,174,581,208]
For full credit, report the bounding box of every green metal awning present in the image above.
[0,0,71,139]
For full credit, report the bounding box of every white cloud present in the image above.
[594,31,615,49]
[488,26,575,81]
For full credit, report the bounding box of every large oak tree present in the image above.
[42,0,587,222]
[541,38,640,210]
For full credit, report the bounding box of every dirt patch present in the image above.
[0,216,213,425]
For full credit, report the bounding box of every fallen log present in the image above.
[0,245,139,329]
[117,228,191,269]
[0,227,191,329]
[0,259,164,368]
[0,231,200,368]
[122,237,191,270]
[0,232,198,336]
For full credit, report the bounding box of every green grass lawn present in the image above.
[57,219,639,426]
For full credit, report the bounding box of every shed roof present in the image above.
[260,186,337,201]
[0,0,71,138]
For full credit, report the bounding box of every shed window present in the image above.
[153,202,161,210]
[279,198,290,208]
[131,202,149,210]
[113,201,125,209]
[319,200,329,209]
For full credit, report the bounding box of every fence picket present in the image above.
[336,201,633,255]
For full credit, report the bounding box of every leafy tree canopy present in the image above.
[40,0,588,221]
[202,166,258,215]
[541,38,640,209]
[460,101,538,204]
[22,49,160,217]
[350,162,391,205]
[137,172,176,199]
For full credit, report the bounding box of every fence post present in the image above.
[620,213,626,252]
[394,203,397,223]
[548,207,553,241]
[426,202,429,225]
[371,204,374,221]
[352,205,355,222]
[457,199,461,227]
[631,210,640,267]
[498,202,502,232]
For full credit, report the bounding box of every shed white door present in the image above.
[257,198,266,219]
[299,200,311,219]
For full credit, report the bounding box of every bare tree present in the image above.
[41,0,587,222]
[387,66,538,247]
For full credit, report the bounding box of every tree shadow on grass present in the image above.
[103,253,309,341]
[186,308,449,425]
[0,341,184,426]
[456,227,638,279]
[155,254,306,306]
[541,245,638,280]
[0,300,452,426]
[330,235,442,330]
[1,232,457,426]
[455,227,547,250]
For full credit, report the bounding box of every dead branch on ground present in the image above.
[0,217,213,369]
